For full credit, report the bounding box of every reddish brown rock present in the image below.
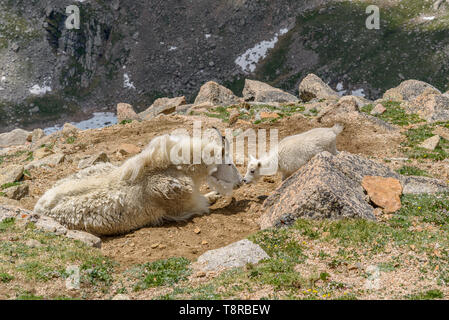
[362,176,403,213]
[260,112,280,119]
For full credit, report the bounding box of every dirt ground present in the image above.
[0,113,438,269]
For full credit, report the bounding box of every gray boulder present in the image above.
[0,129,31,147]
[194,239,269,272]
[298,74,339,102]
[243,79,298,103]
[194,81,242,106]
[139,96,187,120]
[383,80,440,102]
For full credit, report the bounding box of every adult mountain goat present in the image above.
[243,124,343,183]
[34,131,242,236]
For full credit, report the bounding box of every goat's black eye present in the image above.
[251,170,255,174]
[228,164,232,166]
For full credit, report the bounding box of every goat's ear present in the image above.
[249,154,256,162]
[257,161,261,168]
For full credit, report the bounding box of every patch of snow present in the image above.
[235,28,290,73]
[351,88,366,98]
[1,76,5,82]
[205,34,211,39]
[29,84,52,95]
[336,82,347,96]
[423,16,436,21]
[44,112,117,135]
[168,46,178,51]
[123,73,136,90]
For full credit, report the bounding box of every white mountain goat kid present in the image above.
[34,131,242,236]
[243,124,343,183]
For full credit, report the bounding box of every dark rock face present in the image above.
[1,0,325,132]
[260,151,449,229]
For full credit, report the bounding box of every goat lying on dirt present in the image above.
[34,132,242,236]
[243,124,343,183]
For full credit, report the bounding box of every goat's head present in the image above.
[210,127,243,191]
[243,154,262,184]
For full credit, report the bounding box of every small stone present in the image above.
[370,104,387,115]
[151,243,159,249]
[116,144,141,155]
[419,135,440,151]
[4,184,29,200]
[66,230,102,248]
[35,216,68,235]
[194,228,201,234]
[25,239,42,248]
[195,271,206,278]
[260,112,280,119]
[78,152,109,169]
[201,240,209,245]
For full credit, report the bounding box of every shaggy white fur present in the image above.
[34,134,241,236]
[243,124,343,183]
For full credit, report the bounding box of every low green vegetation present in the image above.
[407,289,444,300]
[361,101,424,126]
[396,166,430,177]
[402,122,449,160]
[132,257,191,291]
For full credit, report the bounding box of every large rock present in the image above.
[194,239,269,272]
[242,79,298,103]
[383,80,440,102]
[139,96,186,120]
[117,103,140,123]
[0,129,31,147]
[0,165,24,186]
[194,81,242,106]
[259,151,449,229]
[298,74,339,102]
[362,176,402,213]
[404,92,449,122]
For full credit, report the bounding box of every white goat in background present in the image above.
[34,132,242,236]
[243,124,343,183]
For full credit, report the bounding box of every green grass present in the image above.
[133,257,191,291]
[1,182,22,190]
[396,166,430,177]
[361,101,424,126]
[65,136,77,144]
[407,289,444,300]
[119,119,133,125]
[402,122,449,160]
[0,272,14,283]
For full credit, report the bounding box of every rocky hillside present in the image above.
[1,0,449,132]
